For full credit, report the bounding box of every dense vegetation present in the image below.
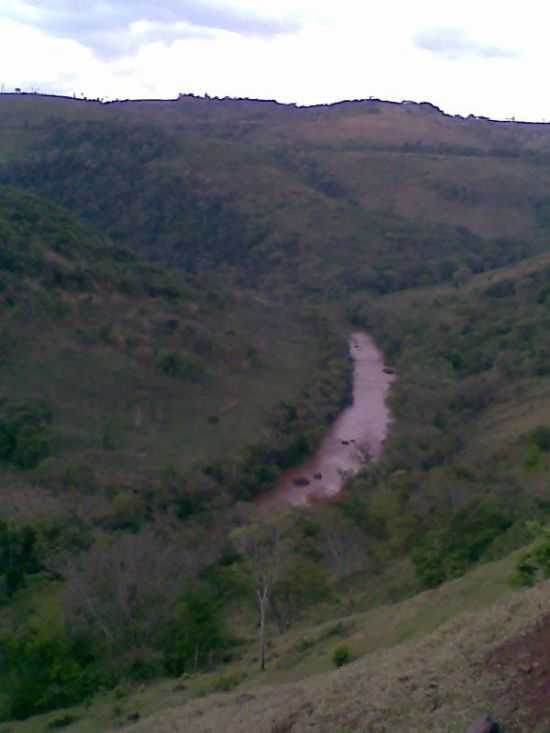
[4,94,550,728]
[0,184,354,720]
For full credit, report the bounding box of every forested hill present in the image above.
[2,94,550,295]
[4,94,550,732]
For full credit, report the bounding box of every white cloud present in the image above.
[1,0,550,120]
[3,0,299,58]
[414,26,518,60]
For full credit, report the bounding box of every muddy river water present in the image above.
[260,332,394,508]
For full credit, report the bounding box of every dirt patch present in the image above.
[487,610,550,731]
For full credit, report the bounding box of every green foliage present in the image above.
[0,401,52,469]
[46,713,80,729]
[529,425,550,452]
[0,522,40,597]
[0,634,102,720]
[512,524,550,587]
[273,559,331,629]
[156,350,205,380]
[164,586,232,676]
[211,672,241,693]
[332,645,352,668]
[413,500,512,588]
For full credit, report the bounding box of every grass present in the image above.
[0,187,345,525]
[3,546,538,733]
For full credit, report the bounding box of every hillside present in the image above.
[3,94,550,731]
[6,549,550,733]
[0,185,351,520]
[1,94,548,295]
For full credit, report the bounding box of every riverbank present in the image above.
[260,332,394,507]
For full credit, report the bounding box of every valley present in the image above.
[2,93,550,732]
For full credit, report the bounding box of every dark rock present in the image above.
[341,440,350,445]
[466,716,500,733]
[293,477,310,487]
[127,712,141,723]
[314,473,323,480]
[383,367,395,375]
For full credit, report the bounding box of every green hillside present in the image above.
[1,95,547,295]
[0,185,351,515]
[3,94,550,731]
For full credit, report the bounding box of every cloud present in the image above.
[4,0,300,58]
[414,26,518,60]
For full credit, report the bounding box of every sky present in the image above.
[0,0,548,121]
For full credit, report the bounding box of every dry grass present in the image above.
[10,549,548,733]
[117,575,549,733]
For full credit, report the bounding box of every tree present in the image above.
[58,524,221,661]
[452,265,472,288]
[231,517,289,671]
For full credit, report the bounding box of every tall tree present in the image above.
[231,517,289,671]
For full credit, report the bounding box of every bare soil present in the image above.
[488,605,550,731]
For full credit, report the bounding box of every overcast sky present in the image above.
[1,0,548,120]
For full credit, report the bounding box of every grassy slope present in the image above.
[7,548,545,733]
[0,186,330,521]
[383,250,550,460]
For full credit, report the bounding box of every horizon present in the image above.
[0,89,544,126]
[2,1,550,123]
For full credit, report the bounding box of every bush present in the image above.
[0,523,41,598]
[512,527,550,587]
[0,401,52,469]
[211,673,240,692]
[47,713,80,729]
[157,351,205,380]
[529,425,550,452]
[0,634,102,720]
[164,587,231,676]
[413,499,512,588]
[511,552,538,587]
[332,645,352,668]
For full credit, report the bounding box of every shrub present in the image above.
[0,401,52,469]
[157,351,205,380]
[413,499,512,588]
[529,425,550,452]
[47,713,80,729]
[0,634,102,720]
[332,645,352,668]
[511,552,538,587]
[294,638,315,653]
[513,526,550,587]
[0,523,41,597]
[212,673,240,693]
[164,587,230,676]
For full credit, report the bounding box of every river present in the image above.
[259,332,394,508]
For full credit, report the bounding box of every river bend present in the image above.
[260,332,394,507]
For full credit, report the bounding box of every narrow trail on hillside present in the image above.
[259,332,394,508]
